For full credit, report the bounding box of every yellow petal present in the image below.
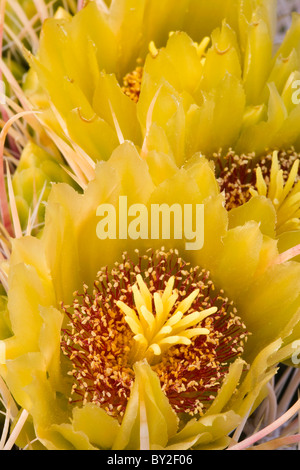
[113,360,178,450]
[228,195,276,238]
[72,404,120,450]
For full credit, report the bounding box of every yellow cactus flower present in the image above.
[0,142,300,450]
[138,18,300,160]
[1,0,300,452]
[218,148,300,261]
[7,0,274,167]
[17,0,300,170]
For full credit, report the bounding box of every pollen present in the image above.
[61,249,249,420]
[217,151,257,210]
[217,148,300,225]
[121,59,144,103]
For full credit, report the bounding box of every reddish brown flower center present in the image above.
[217,149,300,211]
[61,249,249,421]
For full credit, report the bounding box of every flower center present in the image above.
[61,249,249,420]
[121,60,144,103]
[218,149,300,222]
[217,151,256,210]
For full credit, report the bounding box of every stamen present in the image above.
[61,249,249,419]
[217,151,257,210]
[149,41,159,58]
[121,60,143,103]
[218,149,300,235]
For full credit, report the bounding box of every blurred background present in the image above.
[277,0,300,42]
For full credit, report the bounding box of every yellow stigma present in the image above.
[116,274,217,365]
[250,150,300,234]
